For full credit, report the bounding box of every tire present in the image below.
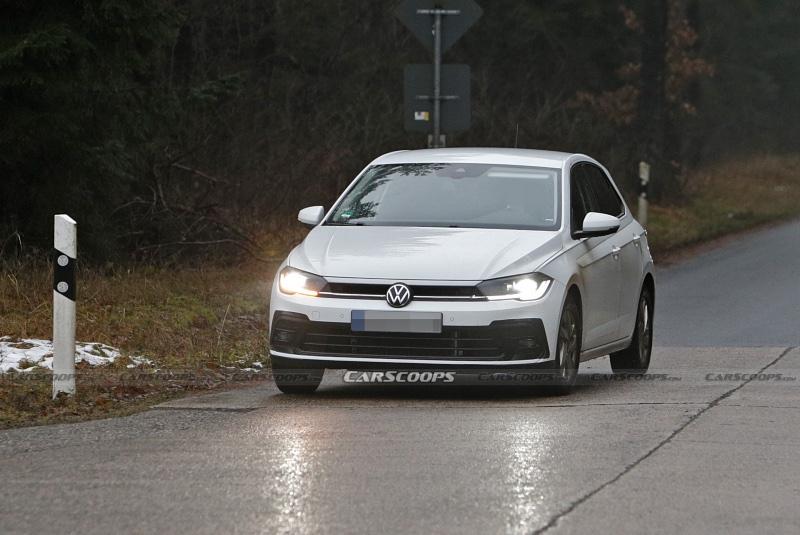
[547,294,582,395]
[271,355,323,394]
[610,286,654,375]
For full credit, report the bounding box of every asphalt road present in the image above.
[655,219,800,347]
[1,220,799,534]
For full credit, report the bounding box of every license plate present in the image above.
[351,310,443,333]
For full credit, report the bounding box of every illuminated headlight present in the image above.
[278,267,327,297]
[477,273,552,301]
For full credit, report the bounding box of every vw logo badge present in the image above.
[386,283,412,308]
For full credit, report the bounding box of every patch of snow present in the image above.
[0,337,149,373]
[220,363,265,374]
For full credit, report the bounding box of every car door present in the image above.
[583,165,643,339]
[570,163,622,349]
[594,167,644,338]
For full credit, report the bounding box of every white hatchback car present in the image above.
[269,148,654,394]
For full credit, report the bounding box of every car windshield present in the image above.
[326,163,561,230]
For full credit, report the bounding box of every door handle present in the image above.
[632,234,641,248]
[612,246,621,259]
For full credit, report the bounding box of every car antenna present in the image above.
[514,123,520,148]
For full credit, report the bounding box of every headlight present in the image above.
[278,267,327,296]
[477,273,552,301]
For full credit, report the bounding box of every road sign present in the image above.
[404,64,470,133]
[396,0,481,147]
[395,0,483,52]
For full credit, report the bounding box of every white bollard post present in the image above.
[638,161,650,227]
[53,214,77,398]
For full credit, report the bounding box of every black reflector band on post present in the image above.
[53,248,76,301]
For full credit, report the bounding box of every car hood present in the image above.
[289,226,563,281]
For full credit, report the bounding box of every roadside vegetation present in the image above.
[2,154,799,428]
[1,259,275,428]
[647,154,800,253]
[4,1,800,261]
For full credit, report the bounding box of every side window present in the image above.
[585,165,624,217]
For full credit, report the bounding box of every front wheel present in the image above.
[547,295,582,395]
[610,287,653,375]
[271,355,323,394]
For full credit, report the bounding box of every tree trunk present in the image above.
[636,0,673,199]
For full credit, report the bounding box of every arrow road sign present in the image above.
[395,0,483,53]
[404,64,471,133]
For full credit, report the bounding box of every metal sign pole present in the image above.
[399,1,481,144]
[416,7,460,148]
[53,214,77,398]
[433,10,442,148]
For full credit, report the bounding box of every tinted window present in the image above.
[584,164,624,217]
[327,163,562,230]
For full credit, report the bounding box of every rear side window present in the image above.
[584,164,624,217]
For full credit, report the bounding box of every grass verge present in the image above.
[1,260,274,428]
[646,154,800,254]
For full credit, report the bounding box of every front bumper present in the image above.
[269,279,565,368]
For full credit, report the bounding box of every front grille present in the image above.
[320,282,482,300]
[270,312,548,361]
[302,324,503,359]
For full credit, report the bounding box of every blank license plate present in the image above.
[351,310,443,333]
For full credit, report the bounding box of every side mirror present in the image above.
[298,206,325,227]
[575,212,620,239]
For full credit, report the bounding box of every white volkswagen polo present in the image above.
[269,148,654,394]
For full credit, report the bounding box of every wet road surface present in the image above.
[1,220,798,534]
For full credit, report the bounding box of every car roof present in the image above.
[370,148,578,168]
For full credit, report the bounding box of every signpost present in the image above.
[404,64,470,134]
[396,0,482,147]
[53,214,77,398]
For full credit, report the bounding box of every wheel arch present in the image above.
[566,282,582,311]
[564,282,584,346]
[642,272,655,306]
[560,273,584,325]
